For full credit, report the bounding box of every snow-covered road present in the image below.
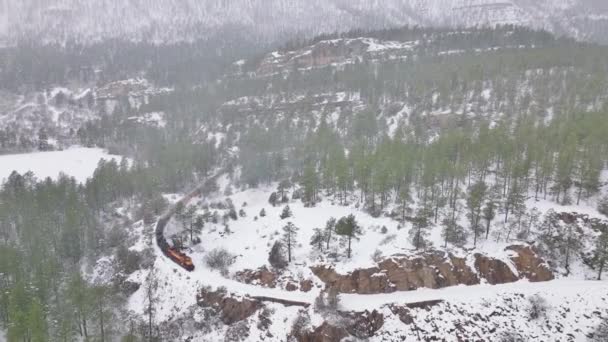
[341,278,607,311]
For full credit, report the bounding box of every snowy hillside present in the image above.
[114,178,608,341]
[1,0,607,45]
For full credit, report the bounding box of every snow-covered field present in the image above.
[0,147,123,183]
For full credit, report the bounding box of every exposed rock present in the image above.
[300,279,314,292]
[197,288,261,325]
[312,246,553,294]
[474,253,518,285]
[507,245,554,282]
[295,310,384,341]
[234,266,278,288]
[311,251,478,294]
[294,322,349,342]
[285,282,299,291]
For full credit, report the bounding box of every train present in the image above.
[156,214,195,271]
[154,172,223,271]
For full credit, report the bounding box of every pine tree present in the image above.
[144,269,159,342]
[324,217,336,250]
[596,229,608,280]
[335,215,362,258]
[192,215,204,242]
[268,241,288,269]
[282,222,299,262]
[467,181,487,246]
[482,199,496,240]
[280,205,292,219]
[598,196,608,218]
[268,192,278,207]
[301,162,318,205]
[277,180,291,200]
[310,228,325,252]
[410,207,431,250]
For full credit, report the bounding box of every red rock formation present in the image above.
[312,245,553,294]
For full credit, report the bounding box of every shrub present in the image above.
[205,248,235,275]
[528,294,548,320]
[224,321,249,342]
[591,318,608,342]
[291,310,311,336]
[371,249,383,263]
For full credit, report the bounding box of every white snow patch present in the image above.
[0,147,123,183]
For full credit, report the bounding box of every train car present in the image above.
[164,247,195,271]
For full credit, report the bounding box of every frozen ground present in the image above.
[0,147,123,183]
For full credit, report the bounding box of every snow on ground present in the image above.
[0,147,123,183]
[372,279,608,342]
[188,184,411,274]
[127,243,318,323]
[341,278,607,311]
[121,176,608,341]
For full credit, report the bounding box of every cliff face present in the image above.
[311,245,553,294]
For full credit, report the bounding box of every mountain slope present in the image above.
[1,0,607,45]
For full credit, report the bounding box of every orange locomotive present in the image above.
[156,216,195,271]
[164,247,195,271]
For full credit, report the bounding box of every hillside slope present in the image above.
[1,0,607,45]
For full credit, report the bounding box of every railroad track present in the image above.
[155,172,223,271]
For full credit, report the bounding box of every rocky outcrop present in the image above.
[294,322,349,342]
[311,250,478,294]
[507,245,554,282]
[294,310,384,342]
[474,253,518,284]
[197,288,261,325]
[235,266,314,292]
[235,267,278,288]
[312,245,553,294]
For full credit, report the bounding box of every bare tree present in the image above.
[144,268,159,342]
